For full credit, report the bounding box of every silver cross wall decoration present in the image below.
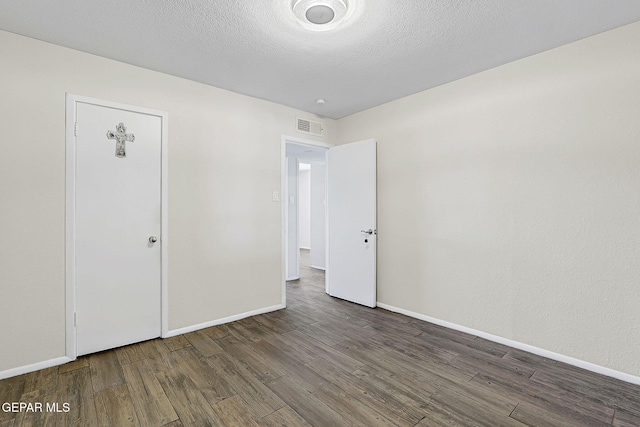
[106,122,135,158]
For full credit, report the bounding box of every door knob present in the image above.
[361,229,374,235]
[149,236,158,243]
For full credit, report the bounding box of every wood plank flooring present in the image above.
[1,249,639,426]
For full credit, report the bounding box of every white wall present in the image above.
[337,21,640,377]
[0,30,336,374]
[310,163,326,269]
[298,166,311,249]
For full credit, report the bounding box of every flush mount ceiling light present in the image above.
[292,0,349,31]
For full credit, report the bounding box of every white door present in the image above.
[327,139,376,308]
[74,100,162,356]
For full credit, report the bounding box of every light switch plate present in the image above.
[272,191,279,202]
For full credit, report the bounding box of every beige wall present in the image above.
[0,30,335,373]
[338,22,640,376]
[3,20,640,379]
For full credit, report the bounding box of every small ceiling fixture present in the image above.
[292,0,349,31]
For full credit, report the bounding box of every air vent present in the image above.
[297,118,323,136]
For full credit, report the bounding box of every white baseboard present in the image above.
[310,265,326,271]
[286,276,300,281]
[376,302,640,386]
[0,356,72,381]
[164,304,286,338]
[0,305,286,380]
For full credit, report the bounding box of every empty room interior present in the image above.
[1,1,640,426]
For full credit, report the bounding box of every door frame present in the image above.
[281,135,332,306]
[65,93,169,360]
[285,156,301,281]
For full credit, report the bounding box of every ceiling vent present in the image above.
[297,118,323,136]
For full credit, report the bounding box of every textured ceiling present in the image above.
[1,1,640,119]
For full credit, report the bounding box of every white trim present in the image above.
[282,147,287,300]
[310,265,326,271]
[165,304,285,337]
[300,246,311,250]
[65,94,169,358]
[295,157,300,280]
[1,303,283,380]
[64,95,77,360]
[376,302,640,386]
[281,135,332,307]
[324,148,330,294]
[160,105,170,338]
[0,357,72,381]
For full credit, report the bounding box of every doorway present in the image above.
[65,94,169,359]
[282,137,330,303]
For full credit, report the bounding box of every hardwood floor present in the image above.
[2,249,639,426]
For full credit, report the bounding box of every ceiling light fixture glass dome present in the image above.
[292,0,349,31]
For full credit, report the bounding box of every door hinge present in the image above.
[74,312,77,327]
[74,122,78,137]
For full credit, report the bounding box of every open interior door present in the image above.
[327,139,376,308]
